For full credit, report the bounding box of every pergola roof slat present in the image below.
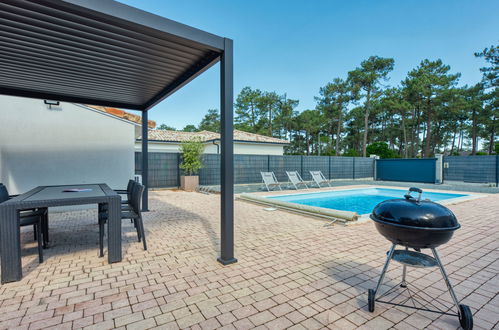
[0,65,159,98]
[0,54,167,92]
[2,0,208,59]
[0,6,203,68]
[0,18,197,76]
[0,0,225,110]
[0,32,186,83]
[0,53,175,96]
[55,0,225,51]
[0,42,186,96]
[1,77,148,103]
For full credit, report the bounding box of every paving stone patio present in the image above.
[0,188,497,329]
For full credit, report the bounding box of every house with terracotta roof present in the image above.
[1,94,287,194]
[0,95,153,194]
[136,129,289,155]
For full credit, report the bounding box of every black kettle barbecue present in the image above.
[367,187,473,330]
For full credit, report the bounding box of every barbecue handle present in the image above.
[409,187,422,194]
[405,187,422,202]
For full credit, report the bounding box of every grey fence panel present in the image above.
[443,155,498,183]
[354,157,375,179]
[136,152,377,187]
[234,155,268,184]
[136,153,499,187]
[330,157,354,179]
[302,156,329,181]
[135,152,179,188]
[198,154,220,185]
[269,155,302,182]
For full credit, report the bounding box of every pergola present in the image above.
[0,0,236,265]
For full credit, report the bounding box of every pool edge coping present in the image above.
[236,184,488,225]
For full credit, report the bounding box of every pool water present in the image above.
[267,188,467,215]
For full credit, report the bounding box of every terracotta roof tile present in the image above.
[141,129,289,144]
[232,130,290,144]
[147,130,218,142]
[86,105,156,128]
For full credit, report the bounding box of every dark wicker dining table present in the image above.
[0,184,122,283]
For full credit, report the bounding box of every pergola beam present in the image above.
[143,51,221,110]
[0,86,143,110]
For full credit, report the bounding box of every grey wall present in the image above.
[0,95,136,194]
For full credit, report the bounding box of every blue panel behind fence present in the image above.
[376,158,436,183]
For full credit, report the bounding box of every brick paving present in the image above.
[0,188,497,329]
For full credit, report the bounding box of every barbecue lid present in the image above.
[371,187,460,229]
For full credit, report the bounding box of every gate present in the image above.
[376,158,437,183]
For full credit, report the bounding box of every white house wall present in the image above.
[230,142,284,155]
[139,142,182,153]
[0,95,135,194]
[135,141,285,155]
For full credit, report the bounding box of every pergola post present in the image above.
[217,38,237,265]
[141,110,149,211]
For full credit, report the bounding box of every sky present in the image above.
[119,0,498,130]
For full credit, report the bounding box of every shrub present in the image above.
[366,142,399,159]
[343,149,359,157]
[180,138,204,175]
[495,142,499,154]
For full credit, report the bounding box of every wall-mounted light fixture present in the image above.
[44,100,60,109]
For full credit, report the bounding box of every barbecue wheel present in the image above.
[368,289,375,312]
[458,304,473,330]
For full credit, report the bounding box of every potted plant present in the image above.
[179,138,204,191]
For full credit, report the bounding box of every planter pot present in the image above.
[180,175,199,191]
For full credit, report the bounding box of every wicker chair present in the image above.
[98,183,146,257]
[114,179,136,206]
[0,184,47,263]
[100,180,137,214]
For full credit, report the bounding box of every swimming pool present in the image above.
[266,188,468,215]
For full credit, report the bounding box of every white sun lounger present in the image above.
[260,172,282,191]
[286,171,308,190]
[310,171,331,188]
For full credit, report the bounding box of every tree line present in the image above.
[158,44,498,158]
